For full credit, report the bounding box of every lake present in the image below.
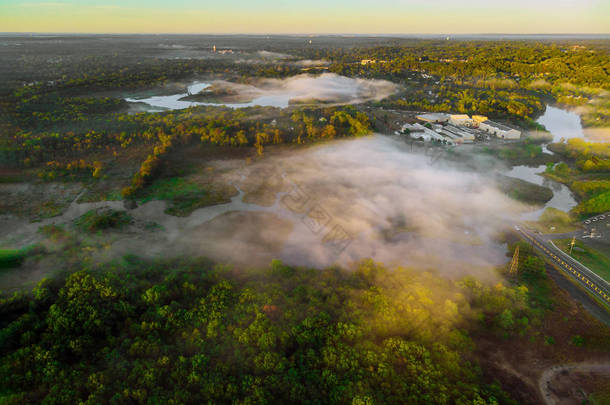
[502,105,583,220]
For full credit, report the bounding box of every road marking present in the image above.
[519,230,610,305]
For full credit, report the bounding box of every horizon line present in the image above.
[1,32,609,37]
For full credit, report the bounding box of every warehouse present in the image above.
[479,120,521,139]
[449,114,474,127]
[416,113,449,123]
[442,126,475,142]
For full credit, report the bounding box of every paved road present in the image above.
[539,212,610,245]
[516,227,610,309]
[581,212,610,242]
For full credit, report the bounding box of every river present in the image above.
[504,105,582,220]
[506,164,577,220]
[536,105,585,142]
[125,82,287,110]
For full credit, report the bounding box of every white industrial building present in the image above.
[479,120,521,139]
[405,123,454,144]
[442,126,475,143]
[416,113,449,123]
[449,114,474,127]
[408,112,522,143]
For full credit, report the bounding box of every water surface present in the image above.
[505,164,577,220]
[536,105,584,142]
[125,74,397,111]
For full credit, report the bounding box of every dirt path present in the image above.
[539,362,610,405]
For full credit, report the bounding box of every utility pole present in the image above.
[569,236,576,255]
[509,246,519,277]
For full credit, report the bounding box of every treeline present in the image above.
[316,41,609,89]
[314,41,608,125]
[548,138,610,172]
[545,139,610,217]
[10,92,125,129]
[0,55,305,166]
[0,254,562,404]
[1,54,301,96]
[38,160,103,181]
[377,86,544,127]
[119,106,371,198]
[2,103,370,166]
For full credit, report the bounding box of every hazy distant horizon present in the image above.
[2,0,608,35]
[1,33,609,39]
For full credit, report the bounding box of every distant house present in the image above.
[479,120,521,139]
[449,114,473,127]
[360,59,386,65]
[416,113,449,123]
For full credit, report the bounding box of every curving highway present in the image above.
[516,226,610,309]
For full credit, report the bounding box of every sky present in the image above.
[1,0,609,34]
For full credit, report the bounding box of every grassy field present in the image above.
[140,177,237,217]
[526,207,582,234]
[478,141,558,166]
[553,238,610,283]
[74,208,133,233]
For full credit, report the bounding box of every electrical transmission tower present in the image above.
[509,246,519,277]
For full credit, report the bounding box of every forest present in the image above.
[2,93,371,188]
[319,41,609,128]
[0,239,590,404]
[1,38,608,186]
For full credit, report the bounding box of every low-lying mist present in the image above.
[250,73,398,105]
[175,135,524,278]
[1,136,528,287]
[127,73,398,110]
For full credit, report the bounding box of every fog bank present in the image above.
[126,73,398,110]
[1,136,528,286]
[179,136,524,278]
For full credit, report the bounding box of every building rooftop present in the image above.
[417,113,449,122]
[482,120,514,132]
[443,125,475,139]
[483,120,513,131]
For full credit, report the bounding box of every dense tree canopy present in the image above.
[0,256,549,404]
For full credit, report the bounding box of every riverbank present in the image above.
[495,175,553,205]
